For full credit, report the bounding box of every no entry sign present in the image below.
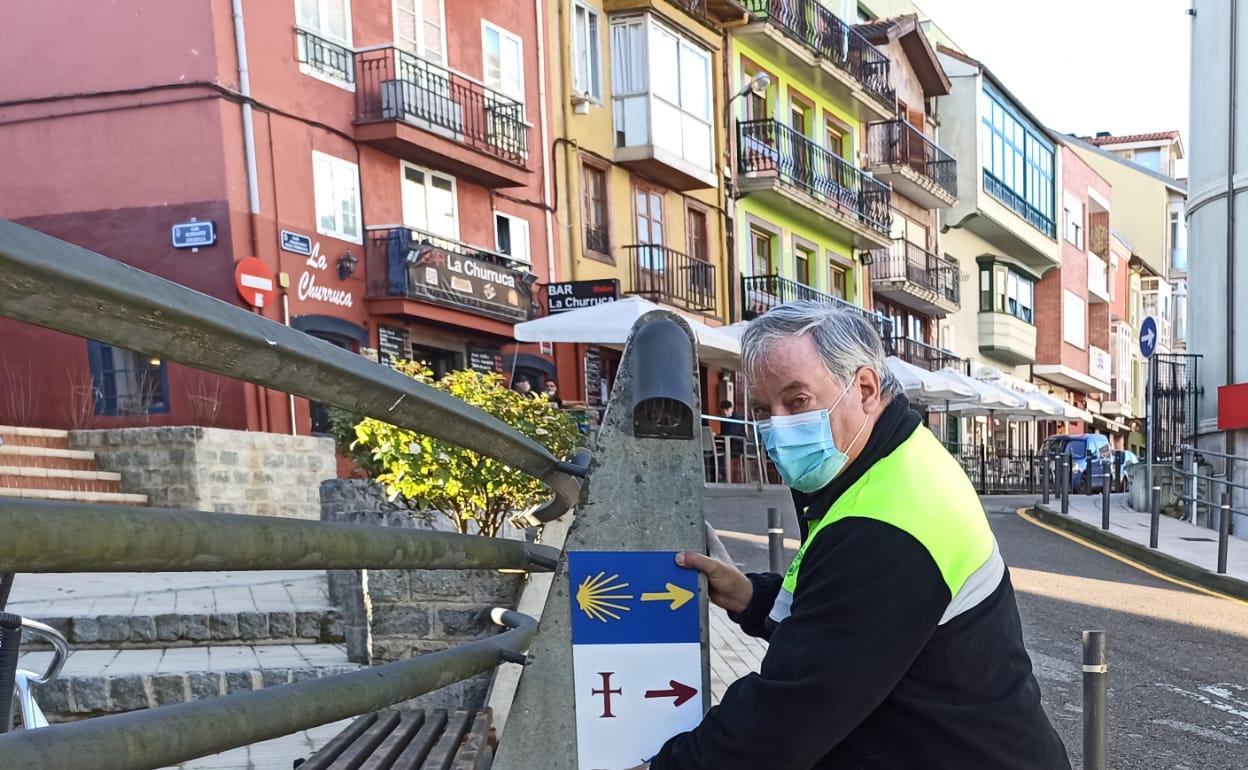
[568,551,703,769]
[234,256,276,309]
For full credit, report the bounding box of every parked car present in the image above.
[1113,449,1139,493]
[1041,434,1114,494]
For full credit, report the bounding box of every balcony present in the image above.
[869,239,960,316]
[741,274,895,345]
[738,0,894,120]
[982,170,1056,240]
[354,47,530,188]
[364,226,537,324]
[737,119,891,249]
[891,336,969,374]
[977,311,1036,365]
[622,245,717,314]
[296,29,354,84]
[607,0,748,26]
[866,120,957,209]
[1087,252,1111,303]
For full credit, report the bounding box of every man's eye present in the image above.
[790,396,809,410]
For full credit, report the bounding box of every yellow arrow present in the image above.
[640,583,695,611]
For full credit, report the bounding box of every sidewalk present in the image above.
[1030,494,1248,599]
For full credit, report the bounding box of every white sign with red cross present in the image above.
[234,256,276,309]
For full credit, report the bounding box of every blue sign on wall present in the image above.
[1140,316,1159,359]
[171,221,216,249]
[568,551,700,645]
[280,229,313,256]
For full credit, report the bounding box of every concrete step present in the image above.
[29,608,344,649]
[0,486,148,504]
[0,444,98,471]
[0,465,124,493]
[0,426,71,450]
[17,644,359,720]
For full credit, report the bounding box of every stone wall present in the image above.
[322,479,524,711]
[71,427,334,519]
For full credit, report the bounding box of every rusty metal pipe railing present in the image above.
[0,609,535,770]
[0,499,559,573]
[0,219,586,524]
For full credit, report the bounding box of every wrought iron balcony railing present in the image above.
[867,119,957,198]
[738,119,891,234]
[741,274,894,345]
[741,0,893,108]
[355,47,528,165]
[585,224,610,255]
[296,28,354,83]
[869,239,960,305]
[623,244,717,314]
[891,335,969,374]
[983,169,1055,238]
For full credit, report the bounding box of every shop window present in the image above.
[87,341,170,416]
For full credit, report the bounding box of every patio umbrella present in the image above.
[885,357,978,405]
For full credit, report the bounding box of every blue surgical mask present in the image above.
[758,379,869,493]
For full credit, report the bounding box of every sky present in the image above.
[910,0,1191,147]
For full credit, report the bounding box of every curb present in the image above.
[1027,505,1248,603]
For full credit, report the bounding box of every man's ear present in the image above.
[858,366,883,411]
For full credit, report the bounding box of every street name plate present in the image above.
[569,551,702,770]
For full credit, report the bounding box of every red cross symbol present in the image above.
[592,671,622,718]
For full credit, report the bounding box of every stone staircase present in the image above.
[9,570,354,721]
[0,426,148,505]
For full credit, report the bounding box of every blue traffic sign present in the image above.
[171,221,216,249]
[568,551,699,645]
[280,229,313,256]
[1140,316,1159,359]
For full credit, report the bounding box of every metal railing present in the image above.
[364,226,539,323]
[983,169,1055,238]
[740,274,894,345]
[1172,445,1245,574]
[891,336,968,374]
[585,224,610,255]
[869,239,960,304]
[295,28,354,83]
[867,119,957,198]
[0,218,589,767]
[947,444,1040,495]
[738,119,891,234]
[623,244,717,314]
[742,0,894,108]
[355,47,528,165]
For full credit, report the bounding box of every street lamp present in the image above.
[731,71,771,104]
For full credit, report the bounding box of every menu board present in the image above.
[468,344,505,375]
[585,347,604,407]
[378,325,409,367]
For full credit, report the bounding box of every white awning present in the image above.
[930,369,1031,416]
[513,297,741,367]
[885,357,978,405]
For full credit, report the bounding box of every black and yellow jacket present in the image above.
[651,396,1071,770]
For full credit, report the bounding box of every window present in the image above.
[634,183,665,246]
[582,162,609,255]
[401,162,457,239]
[978,260,1035,324]
[313,151,362,243]
[686,206,708,263]
[1063,290,1086,348]
[393,0,443,63]
[297,0,351,44]
[611,16,713,172]
[572,3,602,101]
[794,244,813,286]
[1133,147,1162,172]
[87,341,170,416]
[483,21,524,109]
[981,86,1054,235]
[790,100,808,136]
[750,227,773,276]
[495,212,531,265]
[742,64,770,121]
[829,263,847,300]
[1169,205,1188,272]
[825,118,848,158]
[1063,195,1084,248]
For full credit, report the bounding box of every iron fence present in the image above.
[740,274,894,347]
[1149,353,1202,463]
[355,46,527,165]
[741,0,894,108]
[948,444,1039,495]
[295,28,354,83]
[0,218,589,767]
[892,336,968,373]
[738,119,891,234]
[623,244,717,314]
[866,119,957,198]
[1172,445,1245,574]
[869,239,960,304]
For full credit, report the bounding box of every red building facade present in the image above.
[0,0,555,434]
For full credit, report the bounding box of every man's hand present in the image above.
[676,549,753,614]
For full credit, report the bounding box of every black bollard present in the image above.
[1218,491,1232,575]
[1060,456,1070,515]
[1102,468,1111,530]
[767,507,785,574]
[1082,630,1108,770]
[1149,485,1161,549]
[1041,454,1050,505]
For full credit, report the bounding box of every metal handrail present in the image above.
[622,244,718,314]
[0,609,535,770]
[16,618,67,685]
[866,119,958,197]
[0,220,586,524]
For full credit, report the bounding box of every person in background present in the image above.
[512,378,535,398]
[544,380,563,408]
[717,399,746,479]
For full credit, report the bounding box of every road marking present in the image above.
[1150,718,1242,745]
[1014,508,1248,606]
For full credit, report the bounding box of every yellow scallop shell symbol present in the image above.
[575,571,634,622]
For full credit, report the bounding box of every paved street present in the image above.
[705,489,1248,770]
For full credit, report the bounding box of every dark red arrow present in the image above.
[644,680,697,707]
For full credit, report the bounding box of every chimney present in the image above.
[1096,131,1112,138]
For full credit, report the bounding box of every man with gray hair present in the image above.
[632,301,1070,770]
